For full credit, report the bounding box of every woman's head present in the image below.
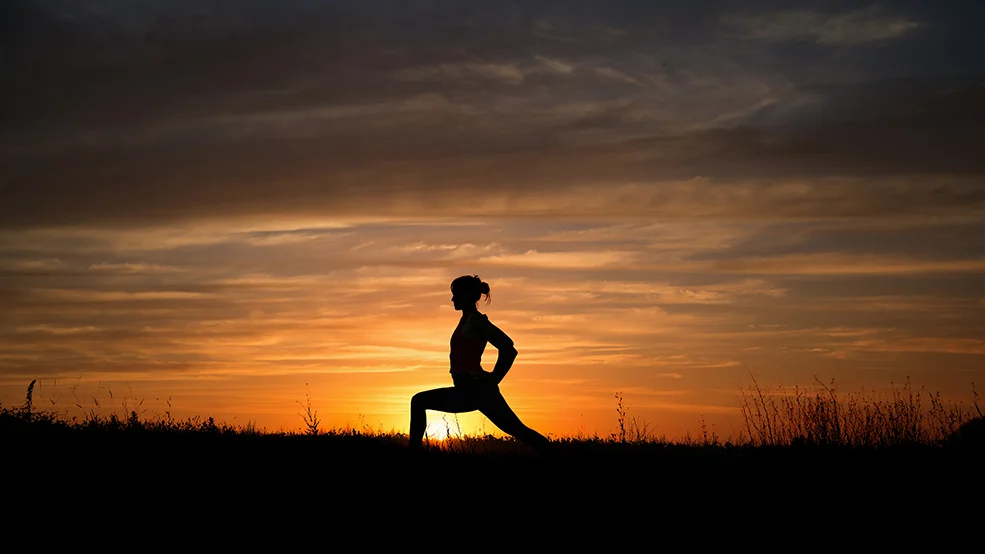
[451,274,490,311]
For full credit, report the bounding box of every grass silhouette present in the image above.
[738,375,982,448]
[3,377,982,516]
[4,377,981,451]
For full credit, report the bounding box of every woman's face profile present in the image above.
[451,288,475,311]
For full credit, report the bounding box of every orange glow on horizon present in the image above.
[2,214,983,441]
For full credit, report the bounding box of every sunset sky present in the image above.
[2,1,983,439]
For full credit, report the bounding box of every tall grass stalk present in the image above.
[297,384,321,436]
[739,375,973,447]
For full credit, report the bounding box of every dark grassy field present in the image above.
[4,378,982,519]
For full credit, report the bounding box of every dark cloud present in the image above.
[2,1,984,228]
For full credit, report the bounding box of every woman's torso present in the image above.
[449,312,487,376]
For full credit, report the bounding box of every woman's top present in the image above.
[449,312,513,376]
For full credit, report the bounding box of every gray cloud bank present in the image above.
[2,1,984,227]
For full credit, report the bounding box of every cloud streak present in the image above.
[722,7,921,45]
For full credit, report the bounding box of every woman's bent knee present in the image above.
[411,392,426,411]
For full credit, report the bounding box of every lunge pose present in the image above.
[409,275,549,451]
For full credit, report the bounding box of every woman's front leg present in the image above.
[409,386,476,447]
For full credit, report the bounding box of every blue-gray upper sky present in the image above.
[3,1,984,225]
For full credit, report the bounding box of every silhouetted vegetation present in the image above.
[3,377,981,452]
[738,376,982,449]
[4,378,981,513]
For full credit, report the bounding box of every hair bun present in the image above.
[451,274,492,305]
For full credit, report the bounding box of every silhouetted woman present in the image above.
[409,275,550,452]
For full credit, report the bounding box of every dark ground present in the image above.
[4,399,983,537]
[6,429,981,499]
[3,428,981,545]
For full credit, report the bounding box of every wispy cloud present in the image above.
[393,63,526,85]
[593,67,644,86]
[533,55,575,75]
[480,249,635,269]
[723,7,921,45]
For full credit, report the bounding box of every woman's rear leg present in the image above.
[478,391,551,453]
[409,387,477,447]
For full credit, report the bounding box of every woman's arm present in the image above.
[485,320,517,385]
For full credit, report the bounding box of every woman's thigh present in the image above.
[414,386,479,413]
[475,389,528,433]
